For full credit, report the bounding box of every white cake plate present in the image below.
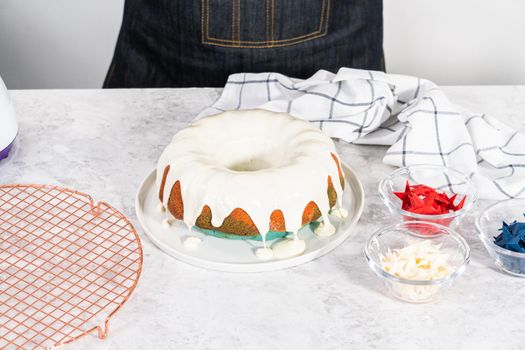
[135,164,364,272]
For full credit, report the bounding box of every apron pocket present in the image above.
[201,0,330,48]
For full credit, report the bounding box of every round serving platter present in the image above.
[135,163,364,272]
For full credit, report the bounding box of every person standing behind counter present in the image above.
[104,0,384,88]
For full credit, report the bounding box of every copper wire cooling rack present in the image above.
[0,184,143,350]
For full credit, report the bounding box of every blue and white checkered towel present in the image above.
[198,68,525,199]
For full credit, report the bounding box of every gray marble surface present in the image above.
[2,86,525,350]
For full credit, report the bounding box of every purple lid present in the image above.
[0,138,15,161]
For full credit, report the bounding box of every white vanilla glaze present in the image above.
[183,236,203,250]
[162,219,172,228]
[330,207,348,219]
[157,109,345,248]
[255,247,274,260]
[313,222,337,237]
[158,203,166,213]
[272,239,306,259]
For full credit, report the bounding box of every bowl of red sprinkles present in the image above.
[379,165,478,230]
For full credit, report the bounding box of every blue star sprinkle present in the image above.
[494,215,525,253]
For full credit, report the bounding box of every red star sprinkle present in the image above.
[394,181,466,215]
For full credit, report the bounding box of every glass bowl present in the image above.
[476,199,525,277]
[379,165,478,229]
[364,221,470,303]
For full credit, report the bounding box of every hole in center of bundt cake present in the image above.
[226,156,274,172]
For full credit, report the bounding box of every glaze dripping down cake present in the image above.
[156,109,346,244]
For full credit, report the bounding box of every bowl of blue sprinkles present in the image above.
[476,199,525,277]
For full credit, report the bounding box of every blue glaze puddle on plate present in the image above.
[194,226,289,241]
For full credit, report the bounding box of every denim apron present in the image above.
[104,0,384,88]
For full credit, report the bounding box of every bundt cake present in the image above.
[156,109,345,243]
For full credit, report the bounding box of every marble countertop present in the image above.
[2,86,525,350]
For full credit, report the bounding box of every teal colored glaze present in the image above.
[194,227,289,241]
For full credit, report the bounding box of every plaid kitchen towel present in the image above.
[198,68,525,199]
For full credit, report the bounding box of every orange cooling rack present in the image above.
[0,184,143,350]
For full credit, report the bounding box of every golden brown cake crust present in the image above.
[168,180,184,220]
[159,165,170,202]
